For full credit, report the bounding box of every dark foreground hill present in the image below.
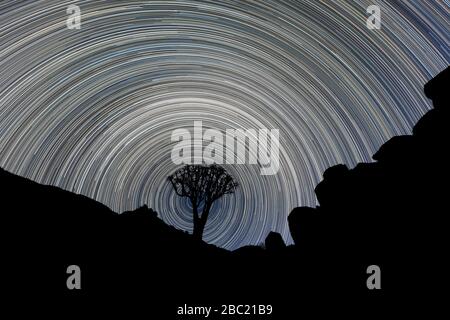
[1,66,449,316]
[288,66,449,303]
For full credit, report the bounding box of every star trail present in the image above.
[0,1,448,249]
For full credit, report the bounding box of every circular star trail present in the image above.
[0,1,448,249]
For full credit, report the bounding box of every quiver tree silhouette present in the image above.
[168,164,238,241]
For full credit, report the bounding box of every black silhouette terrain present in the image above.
[288,67,449,305]
[2,66,449,315]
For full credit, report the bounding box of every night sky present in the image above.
[0,1,448,249]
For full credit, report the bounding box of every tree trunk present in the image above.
[192,203,202,241]
[193,218,206,241]
[192,202,212,241]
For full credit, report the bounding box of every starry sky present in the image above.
[0,1,448,249]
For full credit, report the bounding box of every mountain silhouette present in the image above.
[289,66,449,295]
[2,66,449,315]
